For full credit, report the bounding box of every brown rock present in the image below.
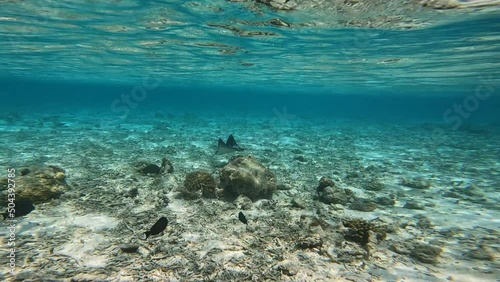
[183,171,217,199]
[3,166,69,204]
[317,176,336,192]
[220,156,276,200]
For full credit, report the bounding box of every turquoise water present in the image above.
[1,1,499,95]
[0,1,499,122]
[1,1,500,281]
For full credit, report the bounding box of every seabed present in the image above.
[0,110,498,281]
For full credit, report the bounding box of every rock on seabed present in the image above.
[220,156,277,200]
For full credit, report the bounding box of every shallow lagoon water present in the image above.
[0,1,499,281]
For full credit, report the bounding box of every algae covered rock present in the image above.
[220,156,276,200]
[342,219,373,246]
[377,195,396,206]
[0,166,69,204]
[349,198,377,212]
[411,243,442,264]
[392,240,442,264]
[235,194,253,210]
[319,186,350,205]
[463,184,483,197]
[402,177,431,189]
[364,179,385,191]
[161,157,174,173]
[316,176,355,205]
[317,176,336,192]
[404,200,425,210]
[182,171,217,199]
[466,245,495,261]
[342,218,387,246]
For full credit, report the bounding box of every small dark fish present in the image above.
[238,211,248,224]
[140,164,161,175]
[1,200,35,220]
[145,216,168,239]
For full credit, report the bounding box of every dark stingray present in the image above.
[215,134,244,155]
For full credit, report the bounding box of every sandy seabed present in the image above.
[0,109,499,282]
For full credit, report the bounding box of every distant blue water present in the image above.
[0,1,499,124]
[1,77,499,126]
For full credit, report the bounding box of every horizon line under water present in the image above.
[1,77,500,126]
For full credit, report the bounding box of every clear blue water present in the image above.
[0,1,499,96]
[0,1,499,123]
[2,78,500,123]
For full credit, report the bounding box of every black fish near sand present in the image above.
[215,134,244,155]
[144,216,168,239]
[140,164,161,175]
[238,211,248,224]
[1,200,35,220]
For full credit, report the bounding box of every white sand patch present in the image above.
[168,199,189,214]
[198,240,236,259]
[130,204,157,215]
[428,203,500,230]
[278,136,299,145]
[362,152,387,160]
[184,160,203,169]
[72,215,118,231]
[56,232,109,268]
[182,232,201,242]
[17,221,40,235]
[213,250,245,264]
[190,141,206,148]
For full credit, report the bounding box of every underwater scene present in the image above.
[0,0,499,281]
